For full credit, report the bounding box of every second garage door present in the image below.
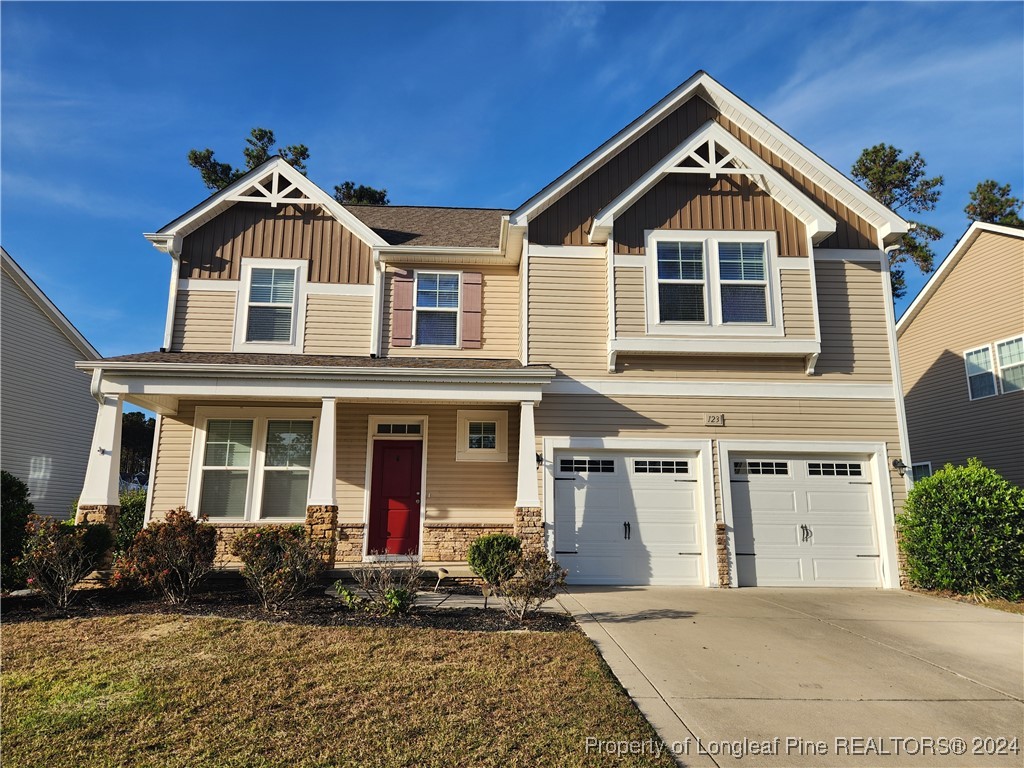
[554,452,706,585]
[730,455,881,587]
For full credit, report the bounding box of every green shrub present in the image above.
[467,533,521,591]
[498,550,567,623]
[115,489,147,555]
[348,556,424,615]
[898,459,1024,600]
[112,508,217,604]
[20,515,113,609]
[231,526,326,612]
[1,471,34,590]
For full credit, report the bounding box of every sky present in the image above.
[2,1,1022,359]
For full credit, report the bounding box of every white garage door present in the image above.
[730,455,881,587]
[554,452,705,585]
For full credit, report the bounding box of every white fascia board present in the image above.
[896,221,1024,337]
[610,337,820,356]
[0,247,100,359]
[547,377,895,400]
[150,157,388,249]
[588,121,836,244]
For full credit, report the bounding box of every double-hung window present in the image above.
[234,259,304,353]
[718,242,768,323]
[415,272,460,346]
[965,345,997,399]
[193,412,316,522]
[966,336,1024,398]
[995,336,1024,393]
[656,242,706,322]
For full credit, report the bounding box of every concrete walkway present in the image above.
[559,588,1024,767]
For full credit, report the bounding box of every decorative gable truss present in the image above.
[588,121,837,246]
[225,165,324,209]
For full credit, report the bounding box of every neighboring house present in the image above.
[74,71,913,588]
[1,247,100,517]
[896,222,1024,487]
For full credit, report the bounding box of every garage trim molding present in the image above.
[716,440,899,589]
[541,437,718,587]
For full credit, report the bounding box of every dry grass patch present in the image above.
[2,614,675,767]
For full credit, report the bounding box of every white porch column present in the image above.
[308,397,337,506]
[515,400,540,508]
[79,395,124,507]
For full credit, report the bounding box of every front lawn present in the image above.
[1,613,675,767]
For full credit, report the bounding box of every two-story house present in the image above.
[75,71,912,588]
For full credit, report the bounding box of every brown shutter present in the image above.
[392,271,414,347]
[461,272,482,349]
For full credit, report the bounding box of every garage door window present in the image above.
[734,460,788,476]
[634,459,689,474]
[560,458,615,473]
[808,462,863,477]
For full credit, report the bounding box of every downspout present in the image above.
[160,235,182,353]
[881,239,914,492]
[370,248,384,357]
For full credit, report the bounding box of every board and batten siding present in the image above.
[1,264,97,518]
[304,294,373,355]
[613,174,809,257]
[534,393,907,522]
[179,202,374,284]
[148,401,519,525]
[171,290,236,352]
[898,231,1024,485]
[529,94,876,250]
[380,264,520,359]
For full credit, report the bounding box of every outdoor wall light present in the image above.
[536,452,544,467]
[892,458,907,477]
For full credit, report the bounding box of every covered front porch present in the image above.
[75,352,555,568]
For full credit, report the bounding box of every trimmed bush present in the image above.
[231,526,326,612]
[467,533,522,600]
[112,508,217,604]
[20,515,113,609]
[898,459,1024,600]
[114,489,147,555]
[498,551,567,623]
[1,471,34,590]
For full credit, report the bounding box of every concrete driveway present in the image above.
[559,588,1023,767]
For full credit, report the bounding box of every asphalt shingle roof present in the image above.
[343,205,509,248]
[99,351,547,371]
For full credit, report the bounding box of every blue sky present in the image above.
[3,2,1022,358]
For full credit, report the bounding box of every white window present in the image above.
[995,336,1024,394]
[190,410,317,522]
[234,259,305,353]
[415,271,460,346]
[911,463,932,483]
[964,345,997,400]
[647,230,779,335]
[456,409,507,462]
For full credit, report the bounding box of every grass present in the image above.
[1,614,675,768]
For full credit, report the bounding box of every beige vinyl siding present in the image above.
[380,264,520,359]
[898,231,1024,485]
[147,400,518,526]
[303,294,373,355]
[614,174,809,257]
[614,267,646,337]
[535,393,907,521]
[0,264,97,518]
[529,94,877,250]
[529,256,608,376]
[814,260,893,381]
[179,202,374,284]
[780,269,816,339]
[171,290,236,352]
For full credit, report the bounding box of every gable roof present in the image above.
[1,247,99,359]
[344,205,510,248]
[588,120,837,245]
[511,70,909,245]
[896,221,1024,337]
[144,156,388,253]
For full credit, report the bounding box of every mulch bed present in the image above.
[0,576,575,633]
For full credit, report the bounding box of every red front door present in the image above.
[367,440,423,555]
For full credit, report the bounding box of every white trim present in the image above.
[363,415,428,561]
[510,72,907,239]
[163,253,179,351]
[606,239,617,350]
[717,439,899,589]
[880,248,914,497]
[994,334,1024,395]
[813,248,887,262]
[612,254,647,268]
[527,244,607,258]
[80,395,124,506]
[143,413,162,524]
[307,398,337,506]
[515,401,540,507]
[546,378,895,400]
[178,278,241,291]
[897,221,1024,336]
[777,257,811,270]
[0,247,100,359]
[520,236,530,364]
[455,409,508,463]
[541,436,718,588]
[306,282,375,297]
[232,258,306,354]
[589,122,836,245]
[371,255,384,357]
[610,336,820,356]
[186,406,320,524]
[412,269,461,349]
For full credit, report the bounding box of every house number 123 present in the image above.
[704,413,726,426]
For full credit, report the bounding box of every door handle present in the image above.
[623,521,631,540]
[800,524,813,542]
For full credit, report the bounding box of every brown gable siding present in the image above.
[529,95,875,250]
[179,202,374,284]
[613,174,809,256]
